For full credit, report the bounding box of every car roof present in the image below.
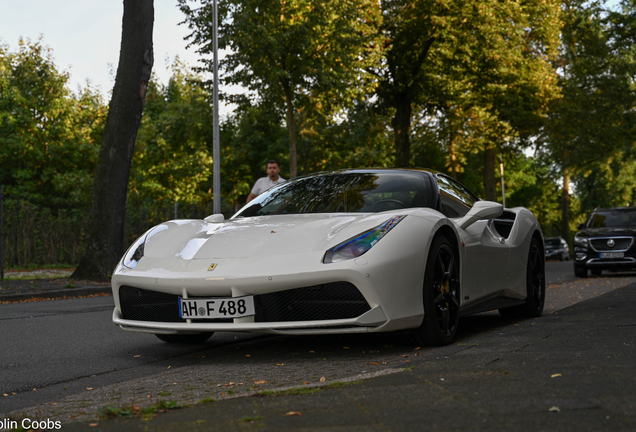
[592,207,636,212]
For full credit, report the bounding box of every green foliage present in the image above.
[0,37,106,210]
[179,0,383,176]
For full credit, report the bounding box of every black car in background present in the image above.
[573,207,636,277]
[545,236,570,261]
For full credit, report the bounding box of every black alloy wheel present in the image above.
[410,235,460,346]
[155,332,214,344]
[500,237,545,319]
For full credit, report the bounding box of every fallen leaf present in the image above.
[222,392,225,396]
[254,380,267,384]
[134,355,141,358]
[147,394,153,398]
[343,347,350,349]
[415,353,420,356]
[551,374,562,378]
[400,355,409,358]
[309,351,315,353]
[86,388,93,391]
[303,381,310,384]
[285,412,302,416]
[277,363,285,366]
[366,362,380,365]
[413,347,421,351]
[229,382,235,385]
[3,394,8,397]
[246,355,251,357]
[382,362,387,365]
[271,231,276,233]
[89,423,98,427]
[167,366,171,369]
[217,384,222,387]
[549,406,561,412]
[320,377,326,382]
[50,402,57,405]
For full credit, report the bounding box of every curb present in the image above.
[0,286,112,302]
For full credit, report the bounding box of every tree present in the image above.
[0,38,105,210]
[370,0,561,199]
[538,0,636,239]
[179,0,383,178]
[72,0,154,281]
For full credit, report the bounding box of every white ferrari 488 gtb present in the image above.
[112,168,545,346]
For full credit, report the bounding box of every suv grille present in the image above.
[590,237,633,251]
[119,282,370,324]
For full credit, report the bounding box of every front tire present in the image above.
[409,235,460,346]
[574,264,587,278]
[155,332,214,344]
[499,237,545,319]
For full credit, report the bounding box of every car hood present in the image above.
[577,227,636,237]
[141,213,404,260]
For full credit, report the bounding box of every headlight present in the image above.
[574,236,588,248]
[123,234,147,269]
[323,215,406,264]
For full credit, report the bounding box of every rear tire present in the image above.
[409,236,460,346]
[499,237,545,319]
[155,332,214,344]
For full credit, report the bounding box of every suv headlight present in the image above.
[323,215,406,264]
[574,236,588,248]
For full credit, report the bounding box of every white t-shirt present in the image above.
[251,176,286,196]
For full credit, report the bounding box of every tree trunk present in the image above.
[483,146,497,201]
[561,170,570,243]
[72,0,154,281]
[282,79,297,178]
[392,92,412,168]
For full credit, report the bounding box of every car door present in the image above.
[435,175,510,304]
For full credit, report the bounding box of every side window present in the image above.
[436,175,478,217]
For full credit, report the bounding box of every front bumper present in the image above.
[113,304,388,335]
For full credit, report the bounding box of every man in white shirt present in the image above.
[246,160,286,203]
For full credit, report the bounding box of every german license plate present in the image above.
[600,252,624,259]
[178,296,255,319]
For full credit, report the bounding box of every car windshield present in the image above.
[545,238,561,247]
[587,209,636,228]
[234,171,432,217]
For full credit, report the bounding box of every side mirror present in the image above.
[577,223,585,230]
[204,214,225,223]
[458,201,504,230]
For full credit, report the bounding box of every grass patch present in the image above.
[158,392,172,397]
[98,400,180,420]
[199,398,215,404]
[242,415,264,422]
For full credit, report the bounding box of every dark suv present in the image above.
[573,207,636,277]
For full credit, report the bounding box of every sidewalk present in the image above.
[0,273,110,302]
[59,282,636,431]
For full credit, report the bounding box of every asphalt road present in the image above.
[1,260,634,419]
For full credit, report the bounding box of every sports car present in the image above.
[112,168,545,346]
